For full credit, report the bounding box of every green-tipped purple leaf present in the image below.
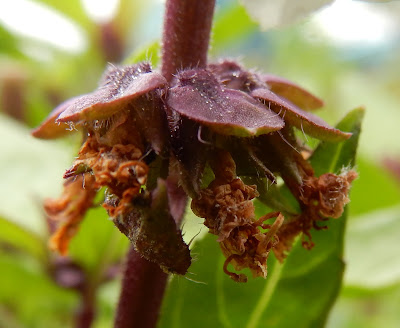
[57,63,166,123]
[262,74,324,110]
[31,97,81,139]
[251,88,351,142]
[168,69,284,137]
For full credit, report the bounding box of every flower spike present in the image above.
[33,57,358,282]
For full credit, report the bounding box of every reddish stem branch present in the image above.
[75,292,95,328]
[114,247,168,328]
[161,0,216,80]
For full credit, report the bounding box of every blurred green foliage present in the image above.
[1,1,400,327]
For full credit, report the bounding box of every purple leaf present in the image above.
[57,63,167,123]
[31,97,81,139]
[262,74,324,110]
[168,69,284,137]
[208,60,263,92]
[251,88,351,141]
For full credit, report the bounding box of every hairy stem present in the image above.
[161,0,216,80]
[114,247,168,328]
[114,0,216,327]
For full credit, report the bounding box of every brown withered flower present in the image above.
[33,59,356,282]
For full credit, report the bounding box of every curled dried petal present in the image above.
[300,169,358,219]
[45,175,98,254]
[273,219,303,262]
[220,213,283,282]
[70,137,148,216]
[273,169,357,260]
[192,150,284,282]
[48,135,148,255]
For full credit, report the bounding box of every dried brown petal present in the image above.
[191,150,284,282]
[70,137,190,275]
[251,88,351,142]
[69,137,147,215]
[45,175,98,254]
[262,74,324,110]
[221,213,283,282]
[168,69,284,137]
[273,219,303,262]
[273,169,358,260]
[300,169,358,219]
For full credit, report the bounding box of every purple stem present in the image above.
[75,292,95,328]
[114,178,189,328]
[161,0,216,80]
[114,247,168,328]
[114,0,216,327]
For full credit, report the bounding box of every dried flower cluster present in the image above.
[192,150,284,282]
[34,59,356,282]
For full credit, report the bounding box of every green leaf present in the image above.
[124,41,160,67]
[310,107,364,175]
[0,217,46,260]
[0,115,73,236]
[327,282,400,328]
[0,24,27,59]
[0,252,77,328]
[252,180,301,215]
[159,107,364,327]
[344,205,400,290]
[68,206,129,276]
[348,157,400,216]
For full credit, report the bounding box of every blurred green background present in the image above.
[1,0,400,327]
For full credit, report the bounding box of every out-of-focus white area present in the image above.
[242,0,400,49]
[0,0,120,55]
[241,0,333,30]
[0,0,87,54]
[81,0,120,23]
[0,0,399,57]
[312,0,400,47]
